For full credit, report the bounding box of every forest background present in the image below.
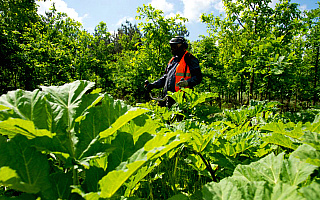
[1,0,320,199]
[1,0,320,110]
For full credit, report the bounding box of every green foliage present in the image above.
[0,81,191,199]
[200,0,319,108]
[168,88,218,121]
[1,0,318,109]
[0,81,320,199]
[109,4,189,104]
[203,152,318,200]
[1,0,320,199]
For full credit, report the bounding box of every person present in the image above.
[145,36,202,107]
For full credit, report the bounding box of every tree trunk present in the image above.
[249,69,255,103]
[240,73,243,104]
[313,45,319,106]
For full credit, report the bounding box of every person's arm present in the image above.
[151,73,167,89]
[185,53,202,87]
[149,66,169,89]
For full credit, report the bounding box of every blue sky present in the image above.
[36,0,319,41]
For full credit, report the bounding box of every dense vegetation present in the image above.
[0,81,320,199]
[0,0,319,108]
[0,0,320,199]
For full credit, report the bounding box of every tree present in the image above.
[191,37,225,103]
[0,0,40,92]
[304,3,320,105]
[136,4,189,78]
[107,4,190,103]
[201,0,304,105]
[112,20,142,54]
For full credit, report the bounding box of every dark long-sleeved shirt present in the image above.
[152,51,202,96]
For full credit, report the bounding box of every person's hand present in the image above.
[144,80,154,92]
[176,79,188,88]
[146,84,154,92]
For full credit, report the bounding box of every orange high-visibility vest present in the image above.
[168,51,191,92]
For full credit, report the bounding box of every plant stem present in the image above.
[196,151,217,182]
[148,178,154,200]
[73,168,79,185]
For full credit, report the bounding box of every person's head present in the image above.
[169,36,188,56]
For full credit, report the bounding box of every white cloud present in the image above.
[214,1,225,13]
[36,0,88,23]
[181,0,222,22]
[299,4,307,12]
[150,0,174,13]
[165,11,183,19]
[116,16,135,27]
[268,0,280,9]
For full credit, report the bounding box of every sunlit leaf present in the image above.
[0,118,54,139]
[99,149,147,198]
[40,80,99,134]
[299,182,320,200]
[0,89,49,129]
[99,108,149,139]
[291,144,320,166]
[262,133,298,150]
[233,153,284,184]
[203,178,242,200]
[282,155,317,186]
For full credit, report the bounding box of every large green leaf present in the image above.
[203,178,306,200]
[234,152,317,186]
[299,182,320,200]
[203,178,242,200]
[99,108,149,139]
[82,167,105,193]
[0,135,53,198]
[233,180,271,200]
[49,172,73,200]
[99,149,148,198]
[262,133,298,150]
[74,94,151,168]
[0,81,157,199]
[0,89,48,129]
[98,130,186,198]
[233,153,284,184]
[72,92,134,166]
[203,160,311,200]
[74,94,129,160]
[261,122,304,139]
[260,121,305,150]
[0,118,54,139]
[282,155,317,186]
[291,144,320,166]
[270,183,303,200]
[40,80,99,135]
[300,131,320,151]
[106,132,137,172]
[0,81,105,158]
